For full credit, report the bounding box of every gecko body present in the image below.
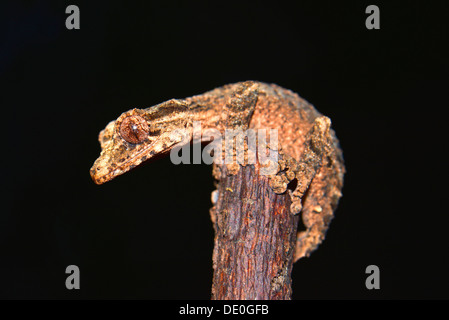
[91,81,344,262]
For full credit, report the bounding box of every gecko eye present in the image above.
[120,115,149,144]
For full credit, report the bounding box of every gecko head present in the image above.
[90,99,191,185]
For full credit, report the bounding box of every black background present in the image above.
[1,0,448,299]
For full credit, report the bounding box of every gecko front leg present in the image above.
[269,116,344,262]
[269,116,333,213]
[289,116,334,214]
[291,116,345,262]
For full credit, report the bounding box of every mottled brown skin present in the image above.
[91,81,345,262]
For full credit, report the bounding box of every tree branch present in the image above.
[211,160,298,300]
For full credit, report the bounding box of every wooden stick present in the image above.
[211,160,298,300]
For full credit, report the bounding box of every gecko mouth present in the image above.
[90,138,162,185]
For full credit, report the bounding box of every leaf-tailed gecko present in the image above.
[90,81,345,262]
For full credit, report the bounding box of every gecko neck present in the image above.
[187,101,227,133]
[184,82,255,141]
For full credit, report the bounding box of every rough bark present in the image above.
[211,161,299,300]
